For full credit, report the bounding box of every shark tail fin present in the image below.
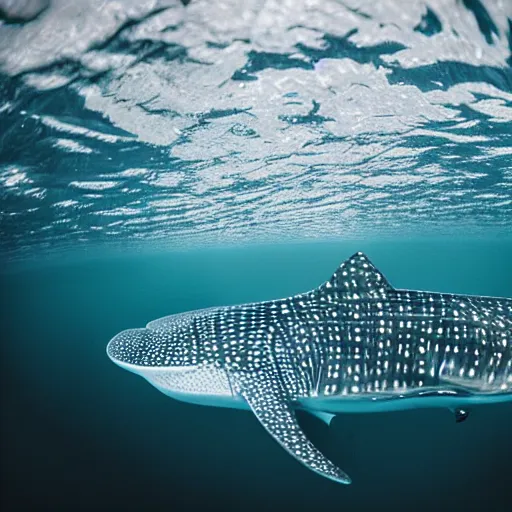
[320,251,393,299]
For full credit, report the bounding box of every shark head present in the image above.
[106,327,199,371]
[107,309,235,402]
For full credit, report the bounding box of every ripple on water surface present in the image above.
[0,0,511,262]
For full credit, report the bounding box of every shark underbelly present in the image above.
[153,384,249,410]
[155,380,512,414]
[300,389,512,413]
[139,363,250,410]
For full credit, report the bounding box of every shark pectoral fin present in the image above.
[450,407,470,423]
[237,373,351,485]
[305,410,336,426]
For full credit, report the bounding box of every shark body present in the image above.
[107,252,512,484]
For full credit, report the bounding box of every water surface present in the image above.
[1,0,511,262]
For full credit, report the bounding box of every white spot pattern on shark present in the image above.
[107,252,512,484]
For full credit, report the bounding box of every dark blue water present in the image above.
[1,1,512,510]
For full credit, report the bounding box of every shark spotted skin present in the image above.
[107,252,512,484]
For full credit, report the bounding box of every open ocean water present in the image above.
[1,1,511,511]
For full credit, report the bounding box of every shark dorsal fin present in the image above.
[321,252,393,299]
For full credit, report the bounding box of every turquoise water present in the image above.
[2,240,511,510]
[1,0,512,510]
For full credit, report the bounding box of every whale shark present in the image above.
[107,252,512,484]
